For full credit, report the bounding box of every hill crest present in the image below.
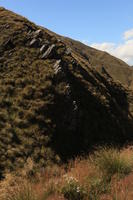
[0,7,133,176]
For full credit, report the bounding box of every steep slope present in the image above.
[0,7,133,176]
[62,37,133,89]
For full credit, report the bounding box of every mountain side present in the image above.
[0,7,133,176]
[62,37,133,89]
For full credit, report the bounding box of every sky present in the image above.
[0,0,133,65]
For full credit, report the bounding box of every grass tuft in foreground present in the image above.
[93,147,133,180]
[1,146,133,200]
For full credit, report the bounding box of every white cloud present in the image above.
[86,28,133,65]
[91,42,115,52]
[123,29,133,40]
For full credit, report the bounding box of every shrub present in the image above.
[61,175,87,200]
[93,147,133,180]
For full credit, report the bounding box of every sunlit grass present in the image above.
[1,146,133,200]
[93,147,133,180]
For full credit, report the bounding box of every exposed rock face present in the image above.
[41,44,56,59]
[40,44,47,53]
[33,29,43,38]
[65,47,71,55]
[53,60,62,75]
[0,7,133,176]
[30,38,40,47]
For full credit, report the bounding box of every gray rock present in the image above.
[0,24,10,29]
[33,29,43,38]
[53,59,61,68]
[41,44,55,59]
[73,100,78,111]
[53,60,62,75]
[57,39,62,42]
[66,84,70,89]
[40,44,47,53]
[6,24,10,29]
[53,59,65,80]
[27,30,32,35]
[30,38,40,47]
[54,66,62,75]
[65,84,71,97]
[65,47,71,55]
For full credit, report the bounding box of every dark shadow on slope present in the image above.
[50,62,133,160]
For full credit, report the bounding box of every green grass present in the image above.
[93,147,133,180]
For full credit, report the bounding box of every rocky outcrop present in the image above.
[41,44,56,59]
[30,38,40,47]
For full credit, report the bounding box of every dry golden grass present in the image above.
[100,173,133,200]
[1,7,133,179]
[1,146,133,200]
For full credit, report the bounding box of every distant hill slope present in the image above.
[62,37,133,88]
[0,7,133,176]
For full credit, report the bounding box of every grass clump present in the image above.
[8,184,36,200]
[93,147,133,180]
[88,177,109,200]
[1,146,133,200]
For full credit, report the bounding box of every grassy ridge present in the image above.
[0,7,133,177]
[62,37,133,89]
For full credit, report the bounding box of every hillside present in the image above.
[0,7,133,176]
[62,37,133,89]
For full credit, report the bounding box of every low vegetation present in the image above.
[1,7,133,177]
[1,146,133,200]
[0,7,133,200]
[93,147,133,180]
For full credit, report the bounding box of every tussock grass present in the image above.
[7,184,36,200]
[93,147,133,180]
[1,146,133,200]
